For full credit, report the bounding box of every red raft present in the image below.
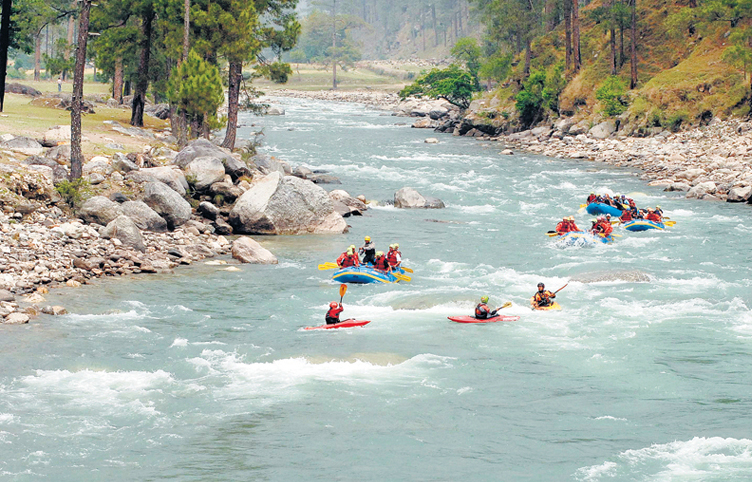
[304,319,371,331]
[447,315,520,324]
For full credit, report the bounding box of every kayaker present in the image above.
[387,244,402,270]
[337,248,360,268]
[373,251,389,272]
[532,283,556,308]
[359,236,376,265]
[326,301,344,325]
[475,296,499,319]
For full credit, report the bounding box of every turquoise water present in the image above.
[2,98,752,480]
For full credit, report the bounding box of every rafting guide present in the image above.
[359,236,376,264]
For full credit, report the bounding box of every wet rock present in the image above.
[727,186,752,203]
[664,182,692,192]
[267,106,285,115]
[4,313,30,324]
[251,154,286,176]
[329,189,367,215]
[229,172,347,235]
[231,236,278,264]
[308,173,341,184]
[394,187,445,209]
[292,165,313,179]
[686,181,717,199]
[78,196,124,225]
[120,201,168,232]
[41,305,67,315]
[424,137,440,143]
[143,182,192,229]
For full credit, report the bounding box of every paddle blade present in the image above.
[500,301,512,309]
[401,267,414,273]
[318,262,339,270]
[546,231,560,237]
[664,221,676,226]
[339,284,347,298]
[393,273,412,282]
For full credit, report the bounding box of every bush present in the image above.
[515,64,565,128]
[595,76,629,117]
[55,178,91,207]
[666,111,689,132]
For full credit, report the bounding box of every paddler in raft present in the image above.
[531,282,556,309]
[325,301,344,325]
[475,296,500,319]
[373,251,390,272]
[387,244,402,270]
[359,236,376,265]
[336,246,360,268]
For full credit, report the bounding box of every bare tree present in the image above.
[70,0,93,180]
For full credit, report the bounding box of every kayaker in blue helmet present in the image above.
[475,296,499,319]
[326,301,344,325]
[532,283,555,308]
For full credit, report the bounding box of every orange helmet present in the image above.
[329,302,338,308]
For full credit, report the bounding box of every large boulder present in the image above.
[22,156,68,183]
[112,152,139,173]
[589,120,616,139]
[42,125,71,147]
[129,166,188,195]
[228,172,347,235]
[231,236,278,264]
[143,181,192,229]
[251,153,286,176]
[0,136,44,155]
[120,201,168,232]
[329,189,367,216]
[83,156,112,176]
[78,196,124,225]
[46,143,71,162]
[686,181,717,199]
[173,138,249,180]
[727,185,752,203]
[185,156,226,191]
[394,187,445,209]
[676,168,705,182]
[100,215,146,252]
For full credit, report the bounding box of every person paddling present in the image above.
[532,282,556,308]
[475,296,500,319]
[645,208,662,223]
[555,217,569,235]
[359,236,376,265]
[373,251,389,272]
[387,244,402,270]
[337,247,360,268]
[325,301,344,325]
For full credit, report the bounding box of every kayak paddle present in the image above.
[497,301,512,310]
[339,283,347,303]
[318,262,339,270]
[554,283,568,294]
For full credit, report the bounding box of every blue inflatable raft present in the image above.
[623,220,665,231]
[555,231,615,247]
[332,266,404,284]
[585,202,623,217]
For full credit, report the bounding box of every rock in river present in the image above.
[394,187,445,209]
[231,236,278,264]
[229,172,347,235]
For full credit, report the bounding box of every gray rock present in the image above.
[83,156,112,176]
[726,186,752,203]
[185,156,226,191]
[292,165,313,179]
[222,156,252,180]
[251,153,286,176]
[589,120,616,139]
[78,196,124,225]
[664,182,692,192]
[308,173,341,184]
[676,168,705,182]
[0,289,14,302]
[112,152,139,173]
[46,144,71,162]
[686,181,717,199]
[0,136,44,155]
[394,187,445,209]
[41,305,68,315]
[143,182,192,229]
[129,167,188,195]
[110,192,129,203]
[229,172,347,235]
[329,189,367,214]
[120,201,168,232]
[22,156,68,183]
[209,181,243,203]
[267,106,285,115]
[100,215,146,252]
[87,173,106,185]
[568,122,589,136]
[110,122,156,139]
[231,236,278,264]
[198,201,220,220]
[174,138,234,168]
[4,313,30,324]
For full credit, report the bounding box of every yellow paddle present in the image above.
[497,301,512,310]
[664,220,676,226]
[401,267,414,273]
[318,262,339,270]
[546,231,561,237]
[339,283,347,303]
[393,272,411,282]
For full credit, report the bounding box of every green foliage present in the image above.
[515,65,565,127]
[43,39,75,78]
[398,64,479,109]
[479,53,513,83]
[296,10,364,67]
[451,37,482,88]
[666,110,689,132]
[257,61,294,83]
[55,178,91,208]
[595,76,629,117]
[167,50,225,132]
[722,27,752,76]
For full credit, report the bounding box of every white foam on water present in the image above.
[170,338,189,348]
[276,261,306,270]
[452,204,497,214]
[575,437,752,481]
[15,369,174,416]
[63,310,145,324]
[593,415,627,421]
[0,413,14,423]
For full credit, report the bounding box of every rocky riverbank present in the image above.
[262,89,402,110]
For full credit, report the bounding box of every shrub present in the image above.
[55,178,91,207]
[515,64,565,128]
[595,76,629,117]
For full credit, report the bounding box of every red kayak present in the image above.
[447,315,520,324]
[304,319,371,331]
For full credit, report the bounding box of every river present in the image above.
[1,97,752,481]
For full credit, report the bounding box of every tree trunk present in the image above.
[221,60,242,150]
[610,27,617,75]
[64,13,74,80]
[524,38,531,77]
[431,4,438,47]
[183,0,190,60]
[619,24,624,66]
[34,31,41,81]
[630,0,637,88]
[70,0,92,180]
[113,59,124,104]
[0,0,12,111]
[131,9,154,127]
[565,0,572,70]
[573,0,581,72]
[332,0,337,89]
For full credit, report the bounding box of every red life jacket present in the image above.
[621,210,632,222]
[373,256,389,271]
[341,254,359,267]
[336,252,348,267]
[475,303,490,318]
[326,305,343,320]
[646,212,661,222]
[587,194,597,204]
[386,250,399,267]
[556,222,566,234]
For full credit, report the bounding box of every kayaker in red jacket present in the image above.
[373,251,389,272]
[326,302,344,325]
[475,296,499,319]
